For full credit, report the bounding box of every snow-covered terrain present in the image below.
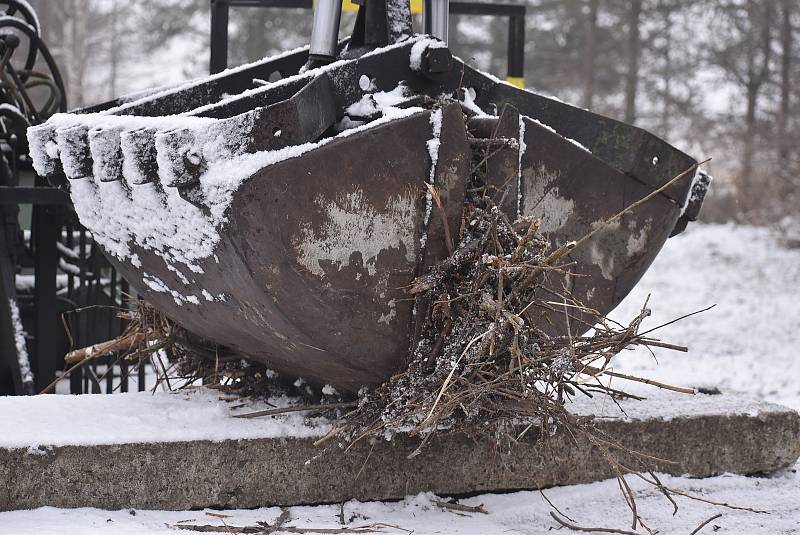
[0,388,331,449]
[0,470,796,534]
[611,224,800,411]
[1,379,784,449]
[1,224,799,534]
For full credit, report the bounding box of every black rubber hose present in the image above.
[0,15,65,112]
[0,0,39,35]
[0,101,30,138]
[0,2,39,76]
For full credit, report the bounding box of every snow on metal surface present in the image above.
[419,108,443,250]
[409,36,446,72]
[516,116,526,215]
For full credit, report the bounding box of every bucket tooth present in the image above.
[671,171,711,237]
[154,128,202,189]
[28,123,65,179]
[55,125,92,180]
[88,127,125,184]
[120,127,159,186]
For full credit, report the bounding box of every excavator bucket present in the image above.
[27,1,708,393]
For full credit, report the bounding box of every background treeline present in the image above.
[29,0,800,224]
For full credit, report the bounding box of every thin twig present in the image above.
[689,513,723,535]
[539,490,576,523]
[579,365,696,394]
[432,499,488,515]
[549,512,641,534]
[233,402,357,419]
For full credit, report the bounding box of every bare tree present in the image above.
[582,0,600,109]
[708,0,775,207]
[624,0,643,124]
[777,0,793,168]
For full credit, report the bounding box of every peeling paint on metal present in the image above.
[626,218,652,256]
[521,164,575,233]
[587,219,622,280]
[378,299,398,325]
[295,188,418,278]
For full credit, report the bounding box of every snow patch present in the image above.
[8,298,33,386]
[420,108,443,250]
[0,388,331,449]
[517,116,527,214]
[409,37,447,71]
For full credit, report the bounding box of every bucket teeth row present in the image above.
[32,100,314,207]
[31,114,251,207]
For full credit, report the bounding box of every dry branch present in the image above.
[432,499,489,515]
[171,523,407,534]
[64,332,146,365]
[549,512,641,535]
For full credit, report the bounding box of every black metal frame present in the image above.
[0,181,144,394]
[209,0,525,83]
[0,183,64,393]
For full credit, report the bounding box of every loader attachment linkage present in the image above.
[26,0,707,392]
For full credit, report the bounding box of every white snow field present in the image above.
[610,223,800,411]
[1,224,799,534]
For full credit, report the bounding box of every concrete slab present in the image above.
[0,389,798,510]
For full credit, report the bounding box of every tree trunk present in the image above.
[741,85,757,201]
[739,1,773,210]
[624,0,642,124]
[109,0,119,99]
[659,1,673,137]
[582,0,599,110]
[66,0,90,108]
[778,0,792,168]
[244,8,270,64]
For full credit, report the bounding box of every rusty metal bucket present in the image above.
[27,37,706,392]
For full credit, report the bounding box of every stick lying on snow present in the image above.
[171,523,409,533]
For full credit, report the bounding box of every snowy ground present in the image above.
[1,224,799,534]
[610,223,800,411]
